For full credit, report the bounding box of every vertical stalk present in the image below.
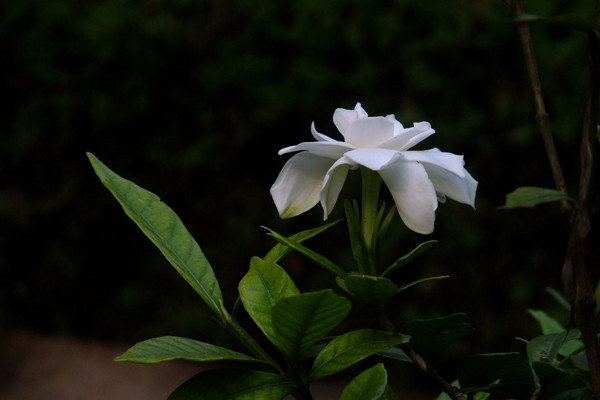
[360,167,382,275]
[511,0,568,204]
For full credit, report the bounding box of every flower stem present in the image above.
[360,168,382,275]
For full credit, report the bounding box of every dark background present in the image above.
[0,0,595,385]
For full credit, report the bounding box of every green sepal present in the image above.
[401,313,472,366]
[337,274,398,309]
[238,257,299,349]
[168,368,293,400]
[87,153,226,320]
[263,220,342,264]
[340,363,388,400]
[115,336,259,364]
[309,329,409,380]
[344,200,368,273]
[272,289,351,363]
[381,240,437,277]
[263,227,347,278]
[499,186,573,209]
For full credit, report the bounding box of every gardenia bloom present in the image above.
[270,103,477,234]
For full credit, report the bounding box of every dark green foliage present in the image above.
[0,0,592,365]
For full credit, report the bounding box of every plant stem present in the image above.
[511,0,568,207]
[224,315,285,374]
[378,310,466,400]
[562,20,600,399]
[361,168,382,275]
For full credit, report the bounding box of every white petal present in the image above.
[378,161,438,234]
[333,103,368,135]
[397,148,467,177]
[278,140,353,159]
[379,122,435,151]
[320,157,355,219]
[270,152,335,218]
[422,163,478,207]
[343,148,401,171]
[342,116,396,148]
[311,122,338,142]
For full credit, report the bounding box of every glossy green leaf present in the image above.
[381,240,437,277]
[115,336,258,364]
[272,290,351,362]
[239,257,299,348]
[87,153,225,319]
[168,369,293,400]
[397,275,450,293]
[342,275,398,308]
[401,313,472,366]
[263,220,342,263]
[310,329,409,380]
[340,363,387,400]
[264,227,347,278]
[499,186,572,209]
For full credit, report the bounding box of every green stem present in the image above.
[223,313,284,374]
[360,168,382,275]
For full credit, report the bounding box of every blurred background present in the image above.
[0,0,596,397]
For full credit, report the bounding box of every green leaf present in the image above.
[381,240,437,277]
[238,257,299,348]
[499,186,573,209]
[263,220,342,263]
[168,369,293,400]
[115,336,258,364]
[397,275,450,293]
[310,329,410,380]
[546,287,570,311]
[340,363,388,400]
[457,352,531,393]
[401,313,472,366]
[344,200,368,273]
[272,290,351,362]
[341,275,398,308]
[87,153,225,319]
[528,309,565,335]
[382,385,401,400]
[377,347,412,363]
[527,330,581,366]
[264,227,348,278]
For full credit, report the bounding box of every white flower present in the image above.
[270,103,477,234]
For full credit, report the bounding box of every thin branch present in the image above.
[562,23,600,399]
[511,0,568,204]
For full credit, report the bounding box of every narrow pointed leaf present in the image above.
[345,200,368,273]
[264,227,348,278]
[272,290,351,362]
[239,257,299,348]
[457,352,531,394]
[115,336,258,364]
[527,309,564,335]
[382,385,401,400]
[343,275,398,308]
[87,153,225,319]
[499,186,573,209]
[340,363,387,400]
[381,240,437,277]
[310,329,409,380]
[263,220,342,263]
[397,275,450,293]
[168,369,293,400]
